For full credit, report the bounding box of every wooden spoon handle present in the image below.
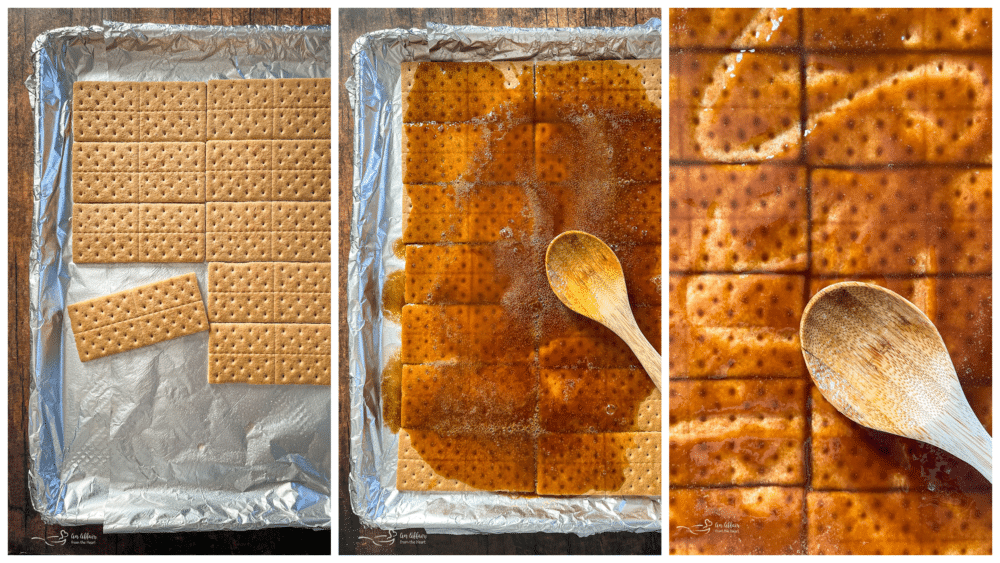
[924,403,993,483]
[604,309,661,391]
[624,328,662,392]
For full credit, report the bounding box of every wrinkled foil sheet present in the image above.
[347,19,661,535]
[26,21,331,533]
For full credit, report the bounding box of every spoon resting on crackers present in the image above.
[800,281,991,482]
[545,230,661,391]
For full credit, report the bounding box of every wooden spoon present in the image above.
[545,231,661,391]
[800,281,991,482]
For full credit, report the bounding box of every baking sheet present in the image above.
[26,20,332,533]
[346,19,662,535]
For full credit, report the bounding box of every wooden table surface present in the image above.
[337,8,662,555]
[7,8,331,555]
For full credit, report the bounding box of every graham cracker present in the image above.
[669,487,805,555]
[207,261,331,324]
[205,139,331,202]
[401,60,538,124]
[72,203,205,263]
[205,201,330,262]
[402,184,533,244]
[539,368,659,433]
[207,78,331,141]
[669,379,806,486]
[811,169,991,274]
[396,428,536,493]
[208,322,330,385]
[66,273,208,362]
[536,432,661,496]
[400,363,536,431]
[807,491,991,555]
[400,304,536,365]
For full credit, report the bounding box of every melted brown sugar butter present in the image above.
[395,60,661,494]
[669,7,991,555]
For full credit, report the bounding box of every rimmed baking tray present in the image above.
[27,20,332,532]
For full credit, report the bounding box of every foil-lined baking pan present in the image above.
[346,19,662,535]
[26,20,331,533]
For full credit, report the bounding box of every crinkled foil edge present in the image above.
[347,19,662,536]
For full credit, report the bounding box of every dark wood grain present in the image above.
[8,8,331,555]
[337,8,662,555]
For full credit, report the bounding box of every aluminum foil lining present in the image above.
[347,19,662,536]
[26,20,331,533]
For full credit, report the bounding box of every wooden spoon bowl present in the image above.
[800,281,991,482]
[545,231,661,391]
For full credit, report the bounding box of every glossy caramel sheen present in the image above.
[669,7,991,555]
[390,60,662,495]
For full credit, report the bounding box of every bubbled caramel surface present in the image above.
[669,8,991,555]
[394,60,662,496]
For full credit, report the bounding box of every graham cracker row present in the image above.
[66,273,208,362]
[395,429,661,495]
[400,61,660,124]
[806,491,991,555]
[403,242,660,307]
[669,487,804,555]
[208,107,331,141]
[74,81,208,112]
[206,78,331,109]
[401,61,535,123]
[400,304,537,364]
[208,322,331,385]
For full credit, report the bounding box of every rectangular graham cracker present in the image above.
[66,273,208,362]
[72,203,206,263]
[806,491,991,555]
[206,261,331,324]
[535,431,661,496]
[402,185,533,244]
[205,139,332,202]
[396,428,536,493]
[205,201,331,262]
[669,379,806,486]
[208,322,331,385]
[207,78,331,141]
